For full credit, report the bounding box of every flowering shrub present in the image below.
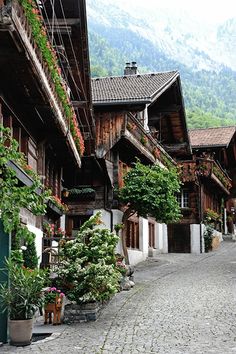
[57,213,120,303]
[44,287,65,305]
[204,208,221,223]
[19,0,85,155]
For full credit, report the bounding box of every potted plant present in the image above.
[0,259,45,346]
[43,287,65,325]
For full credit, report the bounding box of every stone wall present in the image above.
[63,302,103,323]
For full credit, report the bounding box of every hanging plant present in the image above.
[18,0,85,155]
[0,125,50,237]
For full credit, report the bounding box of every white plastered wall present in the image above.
[112,209,123,255]
[190,224,201,254]
[26,224,43,264]
[155,223,168,253]
[93,209,112,230]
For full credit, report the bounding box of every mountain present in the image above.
[86,0,236,128]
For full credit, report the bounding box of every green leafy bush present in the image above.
[118,161,181,223]
[57,213,120,303]
[0,260,45,320]
[23,236,38,269]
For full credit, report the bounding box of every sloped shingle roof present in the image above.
[189,126,236,148]
[91,71,179,104]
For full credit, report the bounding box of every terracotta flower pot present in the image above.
[9,318,33,346]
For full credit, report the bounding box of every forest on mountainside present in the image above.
[88,31,236,129]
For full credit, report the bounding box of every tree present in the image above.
[118,161,181,263]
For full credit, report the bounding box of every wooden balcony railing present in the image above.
[124,113,174,168]
[0,0,83,165]
[179,159,232,193]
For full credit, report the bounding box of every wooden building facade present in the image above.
[168,127,235,254]
[77,67,192,264]
[1,0,234,265]
[0,0,93,264]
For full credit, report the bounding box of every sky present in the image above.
[116,0,236,24]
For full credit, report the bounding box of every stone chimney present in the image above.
[131,61,137,75]
[124,62,138,75]
[124,62,131,75]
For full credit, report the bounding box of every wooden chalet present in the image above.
[66,64,191,265]
[190,127,236,235]
[168,127,234,254]
[0,0,93,265]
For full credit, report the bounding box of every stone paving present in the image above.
[2,241,236,353]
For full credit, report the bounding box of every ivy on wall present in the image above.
[0,125,49,246]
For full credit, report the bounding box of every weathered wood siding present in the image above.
[95,112,125,158]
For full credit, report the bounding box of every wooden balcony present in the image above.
[0,0,82,166]
[123,113,174,168]
[95,111,174,168]
[179,159,232,194]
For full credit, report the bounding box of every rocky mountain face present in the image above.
[86,0,236,72]
[86,0,236,127]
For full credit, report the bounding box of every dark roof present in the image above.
[189,126,236,148]
[91,71,179,105]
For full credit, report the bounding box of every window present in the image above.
[66,215,90,238]
[126,219,139,249]
[177,189,189,208]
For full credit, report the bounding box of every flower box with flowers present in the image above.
[18,0,85,156]
[43,223,66,239]
[43,287,65,325]
[48,195,68,215]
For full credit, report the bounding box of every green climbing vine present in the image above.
[0,125,50,246]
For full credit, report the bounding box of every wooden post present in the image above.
[0,220,10,343]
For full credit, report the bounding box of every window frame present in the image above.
[177,189,189,208]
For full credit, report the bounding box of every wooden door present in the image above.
[168,224,190,253]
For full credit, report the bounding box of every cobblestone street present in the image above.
[2,241,236,354]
